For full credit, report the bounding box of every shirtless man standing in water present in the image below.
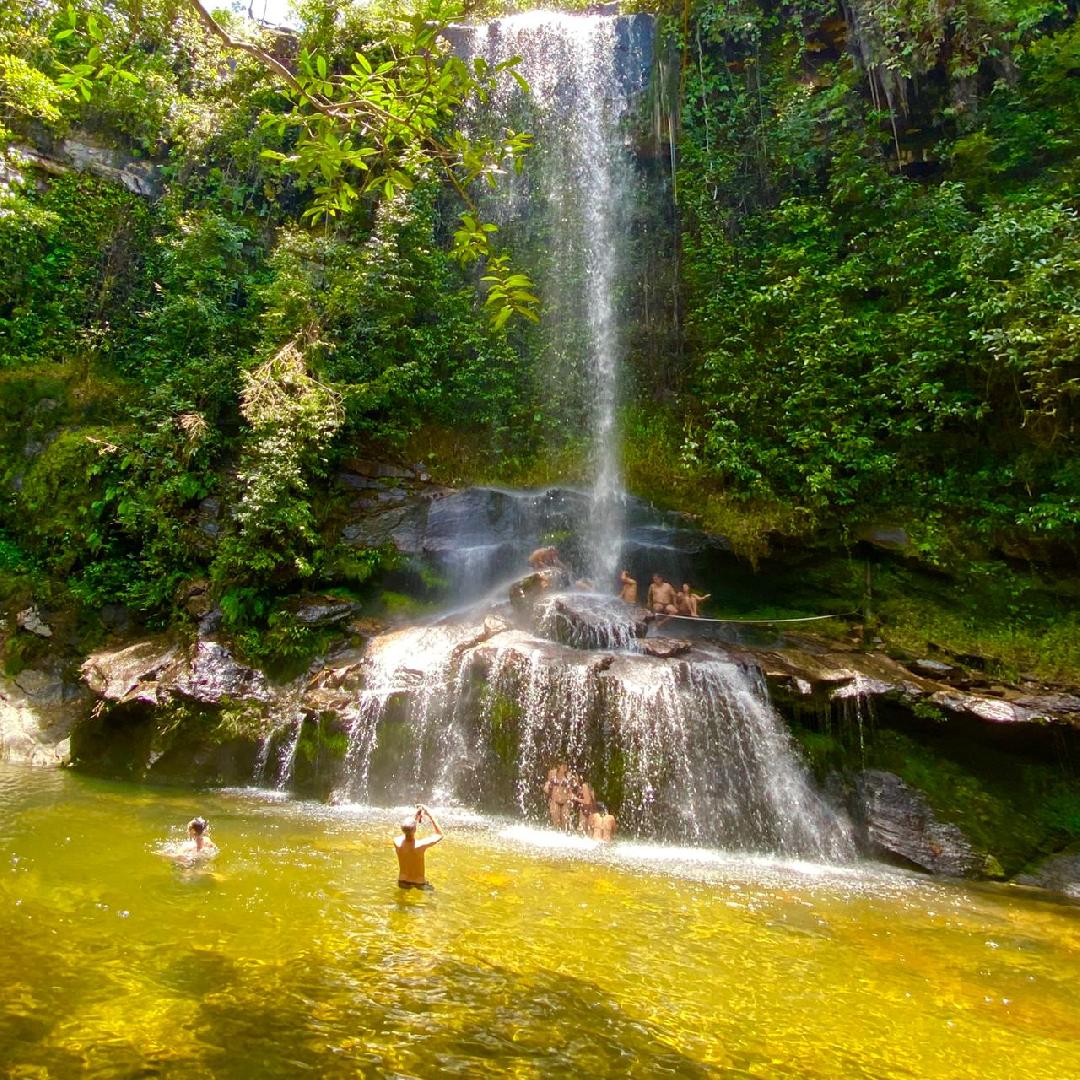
[394,805,443,890]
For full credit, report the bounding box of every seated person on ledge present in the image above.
[394,804,442,890]
[676,583,711,618]
[618,569,638,605]
[647,573,679,615]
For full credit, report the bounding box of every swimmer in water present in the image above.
[158,816,219,867]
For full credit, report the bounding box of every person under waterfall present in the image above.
[618,569,638,605]
[394,804,443,890]
[544,763,573,829]
[589,803,617,843]
[574,776,600,833]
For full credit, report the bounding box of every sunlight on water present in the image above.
[2,765,1079,1078]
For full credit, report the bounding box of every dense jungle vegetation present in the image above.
[0,0,1077,676]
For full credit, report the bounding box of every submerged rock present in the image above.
[850,770,983,877]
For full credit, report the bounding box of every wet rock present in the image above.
[533,592,648,650]
[175,641,272,705]
[640,638,692,659]
[287,595,356,627]
[851,770,983,877]
[508,570,565,620]
[1014,852,1080,899]
[16,607,52,638]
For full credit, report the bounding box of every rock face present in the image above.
[850,770,983,877]
[75,637,275,783]
[8,138,159,196]
[743,634,1080,735]
[338,481,734,601]
[1014,853,1080,898]
[0,666,87,765]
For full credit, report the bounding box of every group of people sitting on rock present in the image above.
[544,762,617,841]
[619,570,711,618]
[527,546,713,620]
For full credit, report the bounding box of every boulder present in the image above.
[1014,852,1080,899]
[16,607,52,638]
[850,770,984,877]
[640,638,692,659]
[288,595,356,627]
[532,592,649,650]
[0,666,83,766]
[82,638,184,706]
[174,641,272,705]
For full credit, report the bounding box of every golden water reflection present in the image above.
[1,766,1078,1078]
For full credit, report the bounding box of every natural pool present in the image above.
[2,764,1078,1078]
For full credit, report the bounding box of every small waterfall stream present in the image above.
[458,11,653,584]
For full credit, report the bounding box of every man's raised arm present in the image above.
[418,805,443,846]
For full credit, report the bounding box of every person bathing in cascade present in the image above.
[618,569,638,605]
[676,583,711,618]
[647,573,679,616]
[544,763,573,829]
[159,816,218,867]
[394,804,443,890]
[574,776,600,834]
[589,803,617,843]
[528,546,567,574]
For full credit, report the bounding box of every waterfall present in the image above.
[335,625,854,861]
[457,12,653,587]
[271,12,855,864]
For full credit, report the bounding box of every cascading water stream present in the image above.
[331,623,853,861]
[458,12,651,586]
[258,11,855,863]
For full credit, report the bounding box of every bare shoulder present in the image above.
[419,834,443,848]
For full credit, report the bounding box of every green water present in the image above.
[1,765,1078,1078]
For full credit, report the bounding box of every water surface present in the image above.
[1,765,1078,1077]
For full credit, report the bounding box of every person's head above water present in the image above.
[400,807,422,837]
[187,817,208,836]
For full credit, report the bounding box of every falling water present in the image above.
[458,12,652,587]
[334,624,853,861]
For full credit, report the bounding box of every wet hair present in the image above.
[596,802,607,815]
[187,817,208,835]
[400,818,417,834]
